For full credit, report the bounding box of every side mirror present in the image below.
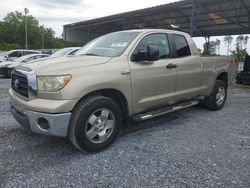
[147,45,159,61]
[132,45,159,62]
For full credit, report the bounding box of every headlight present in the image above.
[37,75,71,92]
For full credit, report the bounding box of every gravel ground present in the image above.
[0,79,249,187]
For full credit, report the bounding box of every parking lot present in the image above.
[0,78,249,187]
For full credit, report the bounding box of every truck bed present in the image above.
[201,56,238,85]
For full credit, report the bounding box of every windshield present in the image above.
[50,48,73,58]
[13,55,32,62]
[77,31,140,57]
[0,51,12,57]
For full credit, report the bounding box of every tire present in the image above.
[204,80,227,110]
[68,95,122,152]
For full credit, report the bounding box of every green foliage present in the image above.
[0,43,22,50]
[231,44,247,61]
[202,41,217,55]
[231,35,249,61]
[202,39,221,56]
[0,11,70,50]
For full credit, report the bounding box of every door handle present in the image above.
[120,69,130,75]
[166,63,178,69]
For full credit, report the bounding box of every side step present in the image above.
[132,100,200,121]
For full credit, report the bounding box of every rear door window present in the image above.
[173,35,191,57]
[23,51,38,55]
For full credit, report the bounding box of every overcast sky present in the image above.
[0,0,249,54]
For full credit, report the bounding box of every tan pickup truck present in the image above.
[9,29,238,152]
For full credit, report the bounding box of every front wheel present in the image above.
[68,95,122,152]
[204,80,227,110]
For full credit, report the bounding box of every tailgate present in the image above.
[228,58,238,85]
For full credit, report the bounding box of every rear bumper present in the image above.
[10,102,71,137]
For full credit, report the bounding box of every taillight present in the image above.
[232,59,240,66]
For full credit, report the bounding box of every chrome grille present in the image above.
[11,70,29,98]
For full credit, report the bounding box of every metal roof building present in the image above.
[63,0,250,44]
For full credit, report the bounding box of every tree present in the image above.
[202,41,217,55]
[236,35,245,50]
[0,11,67,50]
[215,39,221,55]
[231,44,247,61]
[224,36,233,55]
[232,35,249,60]
[1,11,41,49]
[244,36,249,48]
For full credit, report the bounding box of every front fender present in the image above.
[60,60,133,115]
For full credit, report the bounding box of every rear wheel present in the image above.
[204,80,227,110]
[68,95,122,152]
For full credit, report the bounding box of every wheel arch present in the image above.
[216,72,228,87]
[73,88,130,124]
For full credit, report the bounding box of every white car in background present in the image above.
[50,47,80,58]
[0,54,49,78]
[0,49,40,62]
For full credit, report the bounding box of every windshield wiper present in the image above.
[80,53,101,56]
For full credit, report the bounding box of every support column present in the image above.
[189,0,196,36]
[87,26,91,42]
[123,19,127,30]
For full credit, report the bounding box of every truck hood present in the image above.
[20,55,111,75]
[8,62,21,68]
[0,56,6,61]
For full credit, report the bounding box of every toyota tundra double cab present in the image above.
[9,29,238,152]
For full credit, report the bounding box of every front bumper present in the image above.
[9,89,78,113]
[0,67,9,77]
[10,102,71,137]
